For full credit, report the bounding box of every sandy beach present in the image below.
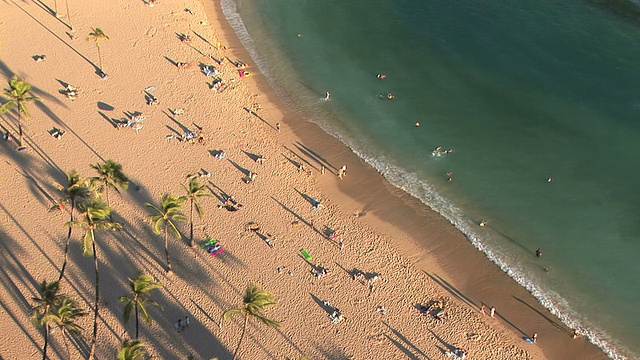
[0,0,609,359]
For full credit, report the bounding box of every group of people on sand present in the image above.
[174,316,190,332]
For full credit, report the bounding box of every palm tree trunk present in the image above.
[42,323,49,360]
[96,43,103,72]
[135,304,139,339]
[104,183,110,208]
[189,200,194,247]
[58,236,70,282]
[164,225,172,273]
[65,0,72,29]
[232,314,249,360]
[17,112,23,147]
[88,234,100,360]
[59,206,74,282]
[67,204,75,239]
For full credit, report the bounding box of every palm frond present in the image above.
[117,339,147,360]
[253,313,281,328]
[167,220,182,239]
[222,308,243,321]
[82,231,94,256]
[0,100,15,114]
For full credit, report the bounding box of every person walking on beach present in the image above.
[532,332,538,344]
[276,122,281,132]
[337,165,347,179]
[490,307,495,317]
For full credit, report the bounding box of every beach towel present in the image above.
[300,249,312,261]
[201,238,217,248]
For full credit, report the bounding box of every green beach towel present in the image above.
[300,249,312,261]
[201,238,217,248]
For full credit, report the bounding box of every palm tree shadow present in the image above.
[34,101,106,162]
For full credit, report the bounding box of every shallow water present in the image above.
[224,0,640,358]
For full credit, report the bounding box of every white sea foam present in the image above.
[220,1,633,358]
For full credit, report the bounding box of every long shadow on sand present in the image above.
[513,296,573,336]
[424,271,478,310]
[270,197,327,240]
[10,1,99,73]
[294,141,337,172]
[383,321,430,360]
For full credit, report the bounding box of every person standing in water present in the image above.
[325,91,331,100]
[536,248,543,257]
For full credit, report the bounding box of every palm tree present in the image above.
[87,28,109,73]
[31,280,62,360]
[66,197,122,360]
[65,0,72,29]
[146,195,186,274]
[223,284,281,360]
[51,170,91,282]
[118,272,163,339]
[41,296,87,359]
[117,339,148,360]
[181,177,210,247]
[90,159,129,208]
[32,280,62,316]
[0,76,40,147]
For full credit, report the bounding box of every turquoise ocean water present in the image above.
[222,0,640,358]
